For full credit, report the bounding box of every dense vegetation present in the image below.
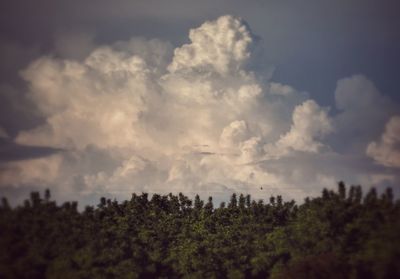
[0,182,399,278]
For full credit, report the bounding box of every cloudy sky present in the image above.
[0,0,399,205]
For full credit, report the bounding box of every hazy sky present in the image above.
[0,0,399,205]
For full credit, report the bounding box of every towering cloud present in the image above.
[0,15,399,204]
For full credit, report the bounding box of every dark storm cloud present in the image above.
[0,139,62,162]
[0,83,45,137]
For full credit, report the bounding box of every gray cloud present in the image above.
[330,75,399,153]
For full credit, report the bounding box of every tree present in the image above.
[229,193,237,209]
[0,184,399,278]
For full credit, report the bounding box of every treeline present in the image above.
[0,183,399,278]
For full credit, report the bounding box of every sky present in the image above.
[0,0,399,206]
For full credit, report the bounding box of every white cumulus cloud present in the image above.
[367,116,400,168]
[1,15,399,204]
[264,100,333,158]
[276,100,333,152]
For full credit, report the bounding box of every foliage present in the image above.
[0,183,399,278]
